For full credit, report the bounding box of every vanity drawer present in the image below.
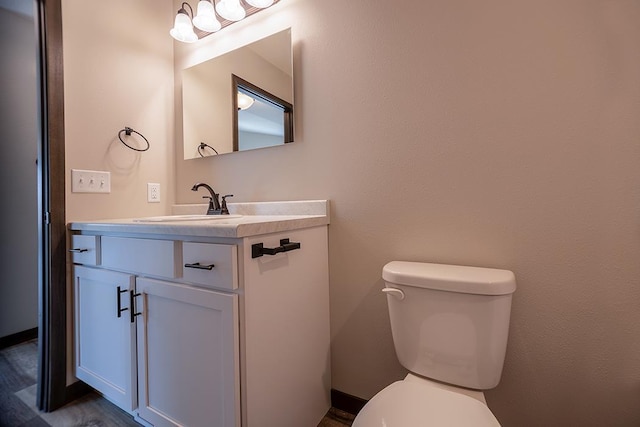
[101,236,178,278]
[70,235,100,266]
[182,242,238,290]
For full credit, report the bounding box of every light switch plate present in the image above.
[71,169,111,193]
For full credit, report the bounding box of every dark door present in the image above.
[35,0,68,411]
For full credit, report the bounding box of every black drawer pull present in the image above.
[184,262,215,270]
[69,248,89,253]
[116,286,128,318]
[251,239,301,258]
[130,291,142,323]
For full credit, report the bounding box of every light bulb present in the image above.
[170,9,198,43]
[216,0,246,22]
[246,0,274,8]
[193,0,221,32]
[237,92,255,110]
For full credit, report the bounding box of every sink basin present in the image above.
[133,214,242,222]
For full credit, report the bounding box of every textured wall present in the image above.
[63,0,175,221]
[174,0,640,425]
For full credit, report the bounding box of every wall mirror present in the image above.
[182,28,293,159]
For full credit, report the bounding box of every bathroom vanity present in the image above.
[68,201,331,427]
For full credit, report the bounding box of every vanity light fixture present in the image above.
[215,0,246,21]
[170,2,198,43]
[193,0,222,33]
[171,0,280,43]
[237,92,255,110]
[246,0,274,8]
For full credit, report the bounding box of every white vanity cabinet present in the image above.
[135,277,239,427]
[73,266,137,411]
[70,222,330,427]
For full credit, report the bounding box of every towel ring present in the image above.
[198,142,219,157]
[118,127,150,152]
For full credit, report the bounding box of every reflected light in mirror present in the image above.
[237,92,255,110]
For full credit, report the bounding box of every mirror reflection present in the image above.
[182,28,293,159]
[233,74,293,152]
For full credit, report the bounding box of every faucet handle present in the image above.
[202,195,216,214]
[220,195,233,215]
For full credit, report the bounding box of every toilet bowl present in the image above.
[353,374,500,426]
[353,261,516,426]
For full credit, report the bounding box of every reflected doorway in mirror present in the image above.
[232,74,293,152]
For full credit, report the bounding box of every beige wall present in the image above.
[63,0,175,221]
[174,0,640,426]
[61,0,640,425]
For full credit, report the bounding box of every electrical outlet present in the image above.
[71,169,111,193]
[147,183,161,203]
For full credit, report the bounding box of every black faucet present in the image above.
[191,183,222,215]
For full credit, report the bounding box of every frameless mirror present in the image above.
[182,28,293,159]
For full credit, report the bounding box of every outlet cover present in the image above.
[147,183,160,203]
[71,169,111,193]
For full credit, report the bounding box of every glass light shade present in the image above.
[170,11,198,43]
[193,1,221,32]
[246,0,274,8]
[237,92,255,110]
[215,0,246,22]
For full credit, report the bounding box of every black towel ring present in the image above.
[118,127,150,152]
[198,142,219,157]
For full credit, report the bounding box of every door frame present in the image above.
[36,0,83,411]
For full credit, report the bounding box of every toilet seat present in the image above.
[352,379,501,427]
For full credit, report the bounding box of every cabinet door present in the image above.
[135,278,240,427]
[73,266,137,411]
[242,226,331,426]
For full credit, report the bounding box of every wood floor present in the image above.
[0,339,353,427]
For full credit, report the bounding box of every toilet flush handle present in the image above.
[382,287,405,300]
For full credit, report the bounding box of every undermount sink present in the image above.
[133,214,242,222]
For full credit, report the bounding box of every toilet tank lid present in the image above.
[383,261,516,295]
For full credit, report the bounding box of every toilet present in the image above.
[353,261,516,426]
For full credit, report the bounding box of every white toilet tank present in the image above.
[383,261,516,390]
